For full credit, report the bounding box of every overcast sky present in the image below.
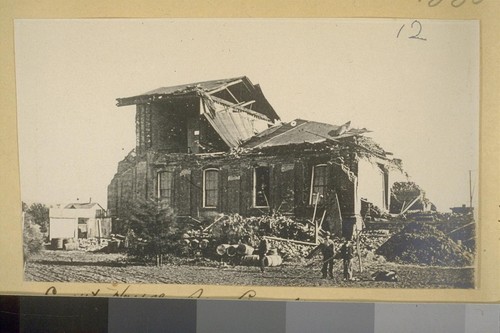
[14,19,479,211]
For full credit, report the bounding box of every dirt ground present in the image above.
[24,250,474,289]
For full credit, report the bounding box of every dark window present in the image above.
[254,167,270,207]
[158,171,174,206]
[204,169,219,208]
[310,164,328,205]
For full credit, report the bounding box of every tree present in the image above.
[119,198,181,266]
[23,219,44,269]
[26,203,49,234]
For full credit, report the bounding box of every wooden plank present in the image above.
[237,100,255,108]
[446,222,475,235]
[225,87,239,104]
[400,194,421,215]
[264,236,316,246]
[318,209,327,230]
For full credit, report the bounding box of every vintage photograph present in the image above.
[16,19,479,289]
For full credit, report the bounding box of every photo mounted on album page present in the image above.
[1,1,498,302]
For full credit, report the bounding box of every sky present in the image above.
[14,19,479,211]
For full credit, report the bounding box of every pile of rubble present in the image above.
[375,222,474,267]
[357,229,392,263]
[78,238,107,252]
[269,240,315,262]
[174,213,316,264]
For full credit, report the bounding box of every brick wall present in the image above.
[107,146,362,237]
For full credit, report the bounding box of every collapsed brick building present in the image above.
[107,76,406,238]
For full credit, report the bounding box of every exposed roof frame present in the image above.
[116,92,196,107]
[206,79,243,95]
[225,87,240,104]
[305,130,390,161]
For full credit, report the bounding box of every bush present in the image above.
[119,198,188,266]
[25,203,49,234]
[23,219,44,267]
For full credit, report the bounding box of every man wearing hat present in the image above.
[306,231,335,279]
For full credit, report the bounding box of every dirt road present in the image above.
[24,250,474,289]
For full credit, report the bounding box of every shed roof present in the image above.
[241,119,370,149]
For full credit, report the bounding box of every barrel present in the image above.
[200,239,210,249]
[226,245,238,257]
[237,244,254,256]
[216,244,232,256]
[240,255,260,266]
[107,240,118,253]
[52,238,63,250]
[264,255,283,267]
[267,248,278,255]
[190,239,200,249]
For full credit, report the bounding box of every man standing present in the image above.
[306,232,335,279]
[340,239,355,281]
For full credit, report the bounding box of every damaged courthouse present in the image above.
[107,76,408,239]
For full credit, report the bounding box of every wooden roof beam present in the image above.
[237,100,256,108]
[206,79,243,95]
[226,87,239,104]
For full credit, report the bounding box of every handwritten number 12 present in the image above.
[397,20,427,41]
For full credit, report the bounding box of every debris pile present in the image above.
[376,222,474,267]
[358,230,392,263]
[210,214,313,247]
[360,229,391,252]
[268,241,315,262]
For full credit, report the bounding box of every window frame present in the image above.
[309,164,328,205]
[157,170,174,205]
[253,166,270,208]
[203,168,220,208]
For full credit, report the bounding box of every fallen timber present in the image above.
[264,235,317,246]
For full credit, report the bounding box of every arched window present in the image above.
[310,164,328,205]
[158,171,174,206]
[203,169,219,208]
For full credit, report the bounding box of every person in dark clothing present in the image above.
[257,237,269,273]
[306,232,335,279]
[340,239,355,281]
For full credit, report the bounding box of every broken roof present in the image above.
[116,76,280,122]
[241,119,370,149]
[143,77,244,96]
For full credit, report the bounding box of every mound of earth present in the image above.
[375,222,474,267]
